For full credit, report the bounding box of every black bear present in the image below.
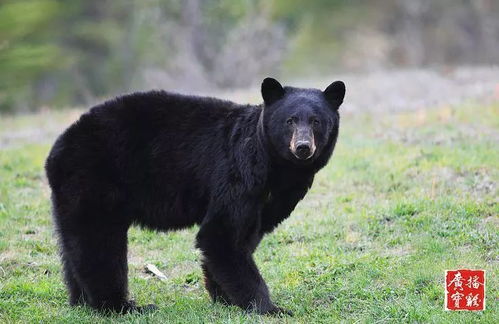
[45,78,345,314]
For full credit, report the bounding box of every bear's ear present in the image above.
[261,77,285,106]
[323,81,345,109]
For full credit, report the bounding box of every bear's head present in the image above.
[260,77,345,167]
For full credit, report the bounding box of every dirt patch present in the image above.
[418,167,497,200]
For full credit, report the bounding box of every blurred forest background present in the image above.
[1,0,499,113]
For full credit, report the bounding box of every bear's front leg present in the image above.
[196,217,290,315]
[202,263,232,305]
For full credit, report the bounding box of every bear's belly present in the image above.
[131,188,208,231]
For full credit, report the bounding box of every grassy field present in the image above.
[0,102,497,323]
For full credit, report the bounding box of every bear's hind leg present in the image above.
[61,252,87,305]
[68,225,133,313]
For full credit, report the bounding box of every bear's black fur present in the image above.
[45,78,345,314]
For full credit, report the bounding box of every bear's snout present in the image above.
[295,141,312,159]
[290,127,316,160]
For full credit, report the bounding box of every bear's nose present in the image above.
[295,142,311,158]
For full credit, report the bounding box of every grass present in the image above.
[0,102,497,323]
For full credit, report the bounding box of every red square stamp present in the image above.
[445,269,486,311]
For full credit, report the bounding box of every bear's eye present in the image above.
[313,119,320,125]
[286,118,293,125]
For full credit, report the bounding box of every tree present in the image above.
[0,0,61,112]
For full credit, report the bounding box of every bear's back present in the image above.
[45,90,258,192]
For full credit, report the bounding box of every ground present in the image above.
[0,79,498,322]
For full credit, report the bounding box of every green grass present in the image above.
[0,103,497,323]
